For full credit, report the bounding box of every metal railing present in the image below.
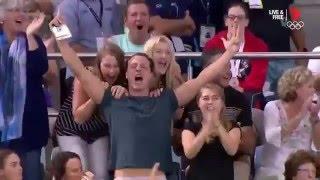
[47,51,320,117]
[48,52,320,59]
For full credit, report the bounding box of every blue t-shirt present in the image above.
[100,89,178,173]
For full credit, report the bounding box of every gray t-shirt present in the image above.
[100,89,178,173]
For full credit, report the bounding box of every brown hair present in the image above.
[196,83,232,130]
[125,52,155,73]
[225,1,250,18]
[96,42,126,86]
[284,150,319,180]
[50,151,81,180]
[0,149,15,169]
[125,0,150,17]
[278,66,314,102]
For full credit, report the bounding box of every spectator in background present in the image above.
[0,1,49,179]
[187,0,241,51]
[182,83,241,180]
[109,0,150,53]
[255,67,320,180]
[249,0,307,96]
[55,42,126,180]
[284,150,319,180]
[205,1,268,102]
[0,149,22,180]
[50,151,94,180]
[144,35,184,91]
[145,0,197,77]
[58,0,123,53]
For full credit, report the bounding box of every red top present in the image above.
[204,30,269,92]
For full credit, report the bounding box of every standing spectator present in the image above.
[50,15,242,179]
[204,1,268,101]
[249,0,306,95]
[109,0,150,53]
[55,42,126,180]
[255,67,320,179]
[284,150,319,180]
[182,83,241,179]
[57,0,123,52]
[0,149,23,180]
[0,1,49,179]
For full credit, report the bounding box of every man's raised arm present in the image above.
[174,24,242,106]
[50,16,106,104]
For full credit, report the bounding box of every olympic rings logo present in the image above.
[286,21,304,30]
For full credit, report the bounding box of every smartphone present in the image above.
[51,24,72,40]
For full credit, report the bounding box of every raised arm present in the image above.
[50,17,106,103]
[174,24,241,107]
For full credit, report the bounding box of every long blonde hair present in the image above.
[144,35,184,89]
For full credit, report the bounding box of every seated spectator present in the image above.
[50,151,94,180]
[109,0,150,53]
[180,48,256,180]
[55,42,126,180]
[0,149,22,180]
[284,150,319,180]
[255,67,320,180]
[204,1,268,101]
[308,46,320,75]
[182,83,241,179]
[0,1,49,179]
[50,14,242,179]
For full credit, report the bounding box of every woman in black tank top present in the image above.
[182,83,241,180]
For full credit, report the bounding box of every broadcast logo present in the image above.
[268,9,304,30]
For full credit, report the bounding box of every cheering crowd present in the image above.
[1,0,320,180]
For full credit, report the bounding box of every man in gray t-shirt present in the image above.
[54,18,241,177]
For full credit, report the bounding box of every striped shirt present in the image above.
[55,93,108,144]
